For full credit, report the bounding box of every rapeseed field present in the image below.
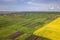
[33,17,60,40]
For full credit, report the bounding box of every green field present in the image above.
[0,12,60,40]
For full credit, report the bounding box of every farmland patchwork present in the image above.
[0,13,60,40]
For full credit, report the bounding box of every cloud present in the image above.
[0,0,25,2]
[57,6,60,9]
[26,1,60,11]
[0,5,19,11]
[0,0,60,11]
[19,0,24,1]
[50,7,55,10]
[26,2,48,11]
[0,0,17,2]
[3,0,15,2]
[27,1,33,4]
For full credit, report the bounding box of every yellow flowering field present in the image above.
[33,17,60,40]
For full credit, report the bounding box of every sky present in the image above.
[0,0,60,11]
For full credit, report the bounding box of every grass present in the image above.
[0,12,60,40]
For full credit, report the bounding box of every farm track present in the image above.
[7,32,24,40]
[19,17,41,26]
[21,17,47,27]
[26,35,50,40]
[24,22,44,28]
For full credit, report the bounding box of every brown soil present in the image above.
[25,35,37,40]
[47,15,58,20]
[26,35,51,40]
[7,32,24,40]
[27,22,44,28]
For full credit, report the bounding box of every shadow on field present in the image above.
[7,31,24,40]
[26,35,51,40]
